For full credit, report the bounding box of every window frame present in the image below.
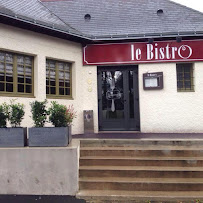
[0,50,34,97]
[46,58,72,99]
[176,63,194,92]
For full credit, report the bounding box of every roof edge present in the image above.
[167,0,203,17]
[0,11,93,43]
[0,10,203,44]
[92,31,203,41]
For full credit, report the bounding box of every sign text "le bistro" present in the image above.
[83,40,203,65]
[131,43,192,61]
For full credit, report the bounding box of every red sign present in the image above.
[83,40,203,65]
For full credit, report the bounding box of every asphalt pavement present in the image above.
[0,195,86,203]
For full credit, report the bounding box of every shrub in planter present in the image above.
[65,104,77,126]
[7,101,25,127]
[30,100,48,127]
[49,102,68,127]
[29,100,76,147]
[0,101,26,147]
[49,102,76,127]
[0,104,7,128]
[49,102,76,145]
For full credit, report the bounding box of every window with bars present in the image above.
[176,63,194,92]
[46,59,71,98]
[0,51,33,96]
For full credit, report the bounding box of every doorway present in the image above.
[98,66,140,131]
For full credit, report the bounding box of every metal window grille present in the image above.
[176,63,194,92]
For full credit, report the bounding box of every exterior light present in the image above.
[148,38,154,44]
[176,36,182,43]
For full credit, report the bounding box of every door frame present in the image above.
[97,65,140,131]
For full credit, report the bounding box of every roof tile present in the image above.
[42,0,203,37]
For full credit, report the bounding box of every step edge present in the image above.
[76,190,203,198]
[79,178,203,184]
[79,182,203,185]
[79,166,203,171]
[80,148,203,151]
[80,157,203,160]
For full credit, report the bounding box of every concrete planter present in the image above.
[0,128,27,147]
[28,127,72,147]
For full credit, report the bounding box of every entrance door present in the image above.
[98,66,140,131]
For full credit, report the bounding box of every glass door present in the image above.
[98,66,140,131]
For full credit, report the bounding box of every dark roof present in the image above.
[0,0,66,27]
[0,0,203,42]
[41,0,203,39]
[0,0,90,41]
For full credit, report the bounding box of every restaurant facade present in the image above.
[0,0,203,134]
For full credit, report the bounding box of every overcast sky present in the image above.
[171,0,203,12]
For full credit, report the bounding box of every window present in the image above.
[0,51,33,96]
[176,63,194,92]
[46,59,72,98]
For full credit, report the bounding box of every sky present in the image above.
[171,0,203,12]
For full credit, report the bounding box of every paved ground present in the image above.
[0,195,86,203]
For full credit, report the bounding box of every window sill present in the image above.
[177,90,195,92]
[46,95,73,100]
[0,93,35,98]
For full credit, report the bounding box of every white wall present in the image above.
[1,23,203,134]
[0,23,98,134]
[139,62,203,133]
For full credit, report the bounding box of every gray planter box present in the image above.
[0,128,27,147]
[28,127,71,147]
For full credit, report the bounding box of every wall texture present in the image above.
[0,145,79,195]
[139,62,203,133]
[0,23,98,135]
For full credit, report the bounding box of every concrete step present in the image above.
[81,146,203,150]
[79,166,203,178]
[80,156,203,160]
[80,177,203,183]
[80,166,203,171]
[80,157,203,167]
[80,139,203,147]
[77,190,203,202]
[79,181,203,191]
[80,147,203,157]
[79,139,203,202]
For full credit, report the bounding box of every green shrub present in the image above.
[30,100,48,127]
[7,101,25,127]
[48,101,76,127]
[0,104,8,128]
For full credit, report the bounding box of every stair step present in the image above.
[77,190,203,202]
[80,166,203,171]
[79,177,203,183]
[80,156,203,160]
[80,148,203,157]
[79,181,203,191]
[80,139,203,147]
[79,139,203,202]
[81,146,203,150]
[80,167,203,178]
[80,158,203,167]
